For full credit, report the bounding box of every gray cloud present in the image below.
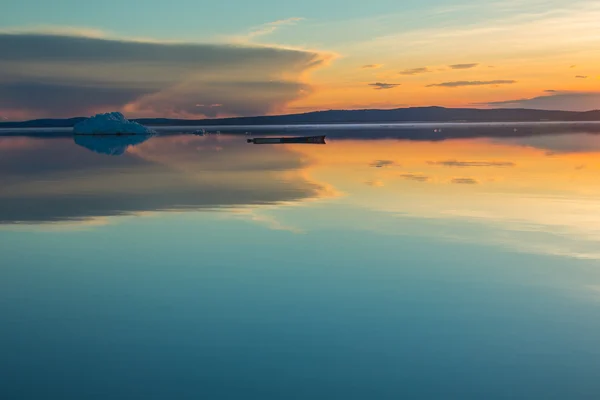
[399,173,429,182]
[0,33,319,66]
[132,80,311,118]
[361,64,382,69]
[370,159,399,167]
[482,91,600,112]
[449,63,479,70]
[368,82,401,90]
[427,80,516,88]
[576,75,588,79]
[428,160,515,167]
[0,81,153,116]
[545,89,558,93]
[0,33,330,118]
[399,67,430,75]
[451,178,478,184]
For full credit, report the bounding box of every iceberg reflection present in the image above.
[74,134,154,156]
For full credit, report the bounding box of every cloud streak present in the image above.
[399,173,430,182]
[365,180,384,187]
[246,17,304,39]
[370,159,399,167]
[428,160,515,167]
[399,67,430,75]
[449,63,479,70]
[482,91,600,112]
[451,178,478,184]
[361,64,382,69]
[368,82,401,90]
[427,80,516,88]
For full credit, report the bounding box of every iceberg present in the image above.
[73,112,156,135]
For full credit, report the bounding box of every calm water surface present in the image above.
[2,126,600,399]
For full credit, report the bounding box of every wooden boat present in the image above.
[247,135,326,144]
[73,132,143,136]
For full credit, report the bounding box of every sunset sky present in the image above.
[1,0,600,119]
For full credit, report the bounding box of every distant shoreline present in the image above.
[2,106,600,129]
[3,120,600,142]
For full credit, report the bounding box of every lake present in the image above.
[2,124,600,399]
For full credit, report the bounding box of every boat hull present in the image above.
[247,135,326,144]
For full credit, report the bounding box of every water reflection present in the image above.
[155,122,600,142]
[3,125,600,400]
[73,134,154,156]
[283,135,600,259]
[0,134,332,224]
[1,125,600,258]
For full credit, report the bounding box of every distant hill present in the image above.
[2,107,600,128]
[0,117,87,128]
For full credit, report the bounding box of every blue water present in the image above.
[1,128,600,399]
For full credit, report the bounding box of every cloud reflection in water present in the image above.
[0,134,332,224]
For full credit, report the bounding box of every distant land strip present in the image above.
[1,106,600,128]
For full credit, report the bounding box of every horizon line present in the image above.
[2,105,600,124]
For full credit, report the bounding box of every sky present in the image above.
[1,0,600,119]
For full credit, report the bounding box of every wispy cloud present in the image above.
[370,159,399,167]
[361,64,382,69]
[399,173,430,182]
[195,104,223,108]
[451,178,478,184]
[427,80,516,88]
[349,3,600,65]
[239,210,304,234]
[0,25,107,38]
[365,180,384,187]
[576,75,588,79]
[481,91,600,111]
[246,17,304,39]
[399,67,431,75]
[368,82,401,90]
[449,63,479,70]
[428,160,515,167]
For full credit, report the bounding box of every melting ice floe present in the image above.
[73,112,156,135]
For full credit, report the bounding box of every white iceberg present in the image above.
[73,112,156,135]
